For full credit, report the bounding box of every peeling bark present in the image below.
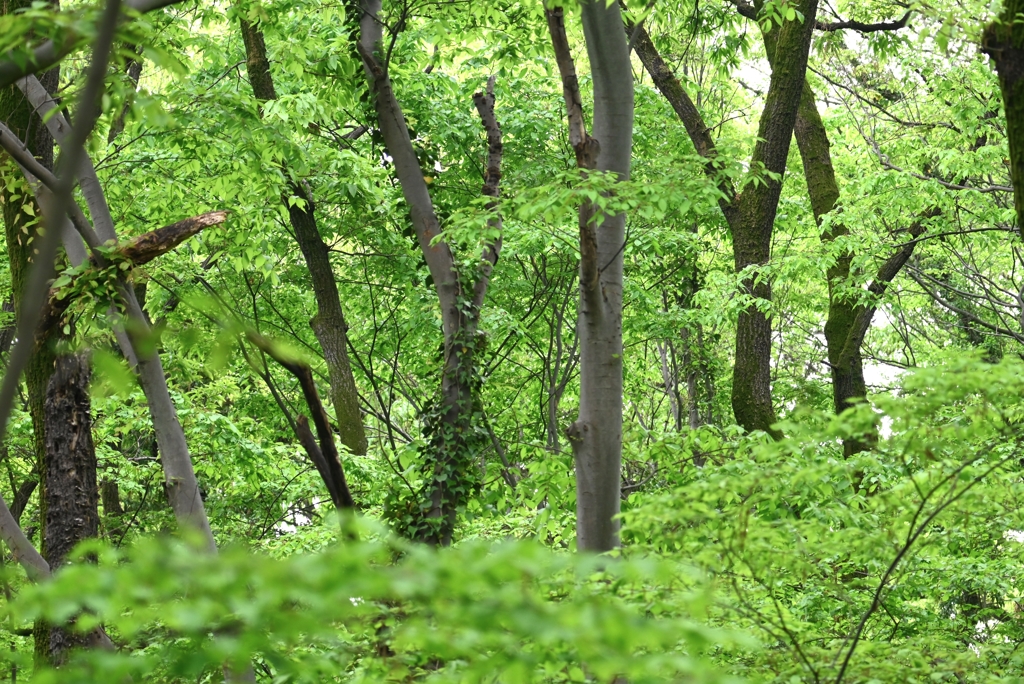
[43,353,100,663]
[118,210,228,265]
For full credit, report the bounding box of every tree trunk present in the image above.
[0,16,65,663]
[759,23,870,452]
[792,84,870,453]
[730,0,818,438]
[17,75,220,551]
[238,17,368,455]
[629,1,818,438]
[984,1,1024,229]
[42,353,100,663]
[358,2,502,544]
[550,0,634,552]
[0,86,55,514]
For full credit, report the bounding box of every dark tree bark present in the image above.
[18,73,221,556]
[548,0,634,551]
[42,353,99,566]
[983,1,1024,229]
[628,0,819,438]
[757,17,930,454]
[0,3,66,661]
[238,17,368,456]
[246,331,355,510]
[793,90,869,453]
[358,0,504,545]
[731,0,818,438]
[43,353,100,663]
[11,478,38,525]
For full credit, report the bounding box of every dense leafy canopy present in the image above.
[0,0,1023,681]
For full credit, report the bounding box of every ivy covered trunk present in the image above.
[358,1,502,545]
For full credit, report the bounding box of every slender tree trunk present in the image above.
[548,0,634,551]
[792,84,870,453]
[759,24,870,452]
[238,17,368,455]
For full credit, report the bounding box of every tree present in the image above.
[628,0,820,437]
[237,14,368,457]
[984,0,1024,228]
[357,0,504,545]
[545,0,634,551]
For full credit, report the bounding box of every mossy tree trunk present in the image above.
[760,25,870,454]
[0,2,61,661]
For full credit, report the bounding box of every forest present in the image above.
[0,0,1024,681]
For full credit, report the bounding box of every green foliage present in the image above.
[623,356,1024,683]
[2,0,1024,681]
[7,524,738,683]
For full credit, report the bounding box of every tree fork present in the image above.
[358,0,504,544]
[246,331,356,510]
[630,0,819,438]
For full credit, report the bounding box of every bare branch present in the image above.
[119,210,229,265]
[727,0,912,33]
[246,331,355,510]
